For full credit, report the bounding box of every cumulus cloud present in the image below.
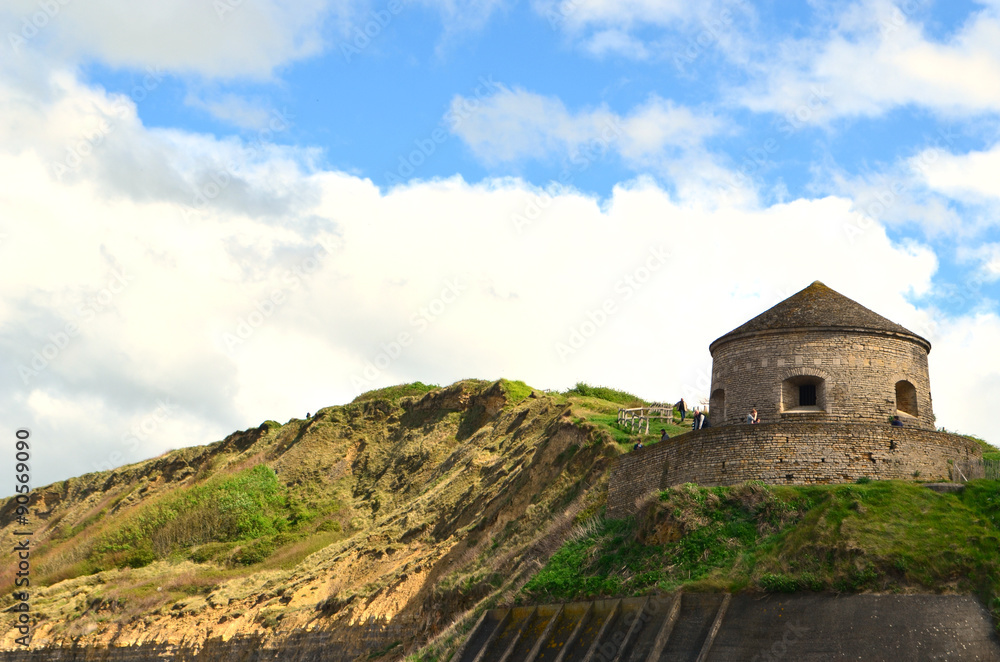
[0,0,341,79]
[184,92,278,130]
[2,65,997,488]
[912,142,1000,204]
[929,312,1000,440]
[533,0,754,65]
[737,0,1000,121]
[958,243,1000,282]
[415,0,509,35]
[447,87,730,196]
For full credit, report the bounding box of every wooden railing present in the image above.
[985,458,1000,481]
[617,405,674,435]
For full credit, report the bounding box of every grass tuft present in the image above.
[562,383,649,407]
[352,382,440,403]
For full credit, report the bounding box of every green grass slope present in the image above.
[520,481,1000,628]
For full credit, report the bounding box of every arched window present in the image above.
[710,389,726,425]
[781,375,825,412]
[895,380,918,417]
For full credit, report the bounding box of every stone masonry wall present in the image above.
[606,423,983,518]
[709,329,935,429]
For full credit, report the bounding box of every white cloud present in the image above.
[448,87,616,164]
[184,92,276,130]
[929,312,1000,441]
[582,29,652,59]
[958,243,1000,282]
[3,66,997,489]
[541,0,697,30]
[447,87,729,197]
[534,0,753,64]
[1,0,339,78]
[415,0,508,35]
[738,0,1000,121]
[912,142,1000,203]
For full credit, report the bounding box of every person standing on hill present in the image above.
[676,398,687,423]
[692,409,703,430]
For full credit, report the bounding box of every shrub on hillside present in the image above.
[563,382,648,407]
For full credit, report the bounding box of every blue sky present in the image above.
[2,0,1000,486]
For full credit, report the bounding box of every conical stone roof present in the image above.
[709,281,930,353]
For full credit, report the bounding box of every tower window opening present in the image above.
[895,380,918,417]
[781,375,826,412]
[799,384,817,406]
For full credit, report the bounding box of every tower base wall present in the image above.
[606,423,984,518]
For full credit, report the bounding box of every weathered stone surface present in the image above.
[607,423,984,518]
[607,281,985,518]
[708,281,936,429]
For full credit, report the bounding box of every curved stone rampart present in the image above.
[607,423,984,518]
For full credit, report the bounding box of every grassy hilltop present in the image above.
[0,379,997,661]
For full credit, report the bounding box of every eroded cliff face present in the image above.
[0,380,617,660]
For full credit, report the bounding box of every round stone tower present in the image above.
[605,280,985,514]
[708,281,935,429]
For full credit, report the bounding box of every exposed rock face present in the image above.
[0,380,615,660]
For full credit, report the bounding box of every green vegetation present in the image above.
[499,379,534,404]
[89,465,288,570]
[938,428,999,457]
[352,381,440,403]
[562,382,649,407]
[585,414,690,446]
[38,463,350,582]
[559,384,688,446]
[11,376,1000,658]
[522,481,1000,629]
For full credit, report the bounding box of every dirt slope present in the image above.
[0,380,619,659]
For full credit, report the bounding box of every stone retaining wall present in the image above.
[607,423,984,518]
